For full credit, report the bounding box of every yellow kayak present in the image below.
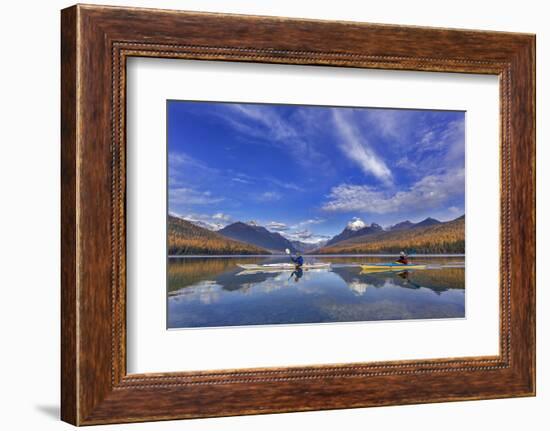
[360,263,426,273]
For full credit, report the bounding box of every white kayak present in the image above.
[237,262,331,272]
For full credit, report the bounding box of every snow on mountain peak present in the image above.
[346,217,367,231]
[183,217,224,231]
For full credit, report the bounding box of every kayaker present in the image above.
[290,252,304,268]
[396,251,409,265]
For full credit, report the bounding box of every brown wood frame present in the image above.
[61,4,536,426]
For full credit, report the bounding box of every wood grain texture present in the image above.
[60,6,78,425]
[60,4,536,425]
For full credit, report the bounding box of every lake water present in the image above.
[167,255,465,329]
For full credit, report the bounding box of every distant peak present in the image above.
[414,217,442,228]
[419,217,441,224]
[346,217,366,231]
[246,220,260,227]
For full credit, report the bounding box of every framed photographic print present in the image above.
[165,101,466,330]
[61,4,535,425]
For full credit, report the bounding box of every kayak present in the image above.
[360,263,426,272]
[237,262,331,271]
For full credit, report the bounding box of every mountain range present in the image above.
[392,217,442,230]
[169,214,465,255]
[322,217,442,249]
[218,221,298,253]
[167,216,269,255]
[325,219,383,247]
[317,215,464,254]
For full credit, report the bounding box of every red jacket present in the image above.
[396,256,409,265]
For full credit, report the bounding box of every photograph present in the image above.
[167,101,466,329]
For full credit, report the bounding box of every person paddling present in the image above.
[396,251,409,265]
[285,248,304,268]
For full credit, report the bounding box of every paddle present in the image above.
[285,248,294,269]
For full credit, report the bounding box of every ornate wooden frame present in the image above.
[61,4,535,425]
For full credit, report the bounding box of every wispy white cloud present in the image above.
[419,130,437,150]
[212,212,231,221]
[168,152,222,191]
[172,212,233,231]
[364,109,404,141]
[265,221,289,231]
[322,169,464,214]
[169,187,224,206]
[215,104,331,171]
[262,219,329,244]
[441,119,466,164]
[282,228,331,244]
[359,110,465,177]
[415,118,464,155]
[256,191,282,202]
[447,206,462,216]
[403,117,465,175]
[231,177,252,184]
[264,177,301,192]
[229,104,298,142]
[264,220,329,244]
[331,110,393,185]
[169,152,217,174]
[292,218,325,229]
[289,229,314,240]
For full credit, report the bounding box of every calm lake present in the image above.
[167,255,465,329]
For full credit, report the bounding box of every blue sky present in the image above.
[168,101,465,243]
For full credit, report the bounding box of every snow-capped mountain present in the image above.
[346,217,367,231]
[326,219,383,246]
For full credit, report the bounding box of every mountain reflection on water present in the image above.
[167,256,465,329]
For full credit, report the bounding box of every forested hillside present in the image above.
[317,216,465,254]
[168,216,269,255]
